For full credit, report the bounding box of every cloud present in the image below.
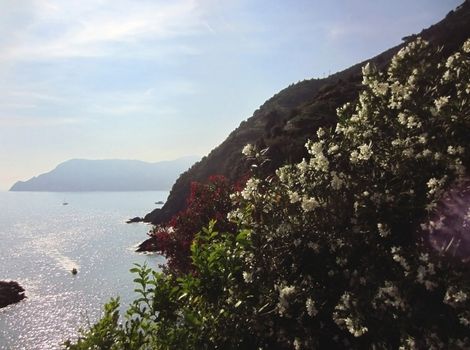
[0,115,82,127]
[2,89,64,103]
[0,88,65,114]
[0,0,211,62]
[87,82,196,117]
[91,104,177,117]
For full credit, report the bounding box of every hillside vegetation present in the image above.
[145,1,470,225]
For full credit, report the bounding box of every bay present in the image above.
[0,191,166,349]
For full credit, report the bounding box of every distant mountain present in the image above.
[9,157,199,192]
[144,1,470,224]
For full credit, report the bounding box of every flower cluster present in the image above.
[277,285,296,316]
[226,37,470,348]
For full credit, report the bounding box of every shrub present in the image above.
[150,175,236,273]
[226,37,470,348]
[66,38,470,349]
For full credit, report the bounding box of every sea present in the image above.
[0,191,167,349]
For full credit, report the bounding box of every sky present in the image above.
[0,0,462,190]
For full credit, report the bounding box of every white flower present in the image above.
[297,158,308,173]
[362,62,372,75]
[420,149,431,157]
[459,315,470,327]
[377,223,391,237]
[350,150,359,164]
[402,148,414,158]
[405,115,420,129]
[463,39,470,53]
[243,271,253,283]
[305,297,318,317]
[241,178,260,199]
[358,143,373,161]
[328,144,339,154]
[427,178,438,192]
[374,82,389,95]
[307,142,329,172]
[301,197,320,212]
[330,171,345,190]
[434,96,449,111]
[306,141,321,156]
[398,113,407,125]
[446,53,460,68]
[277,285,296,316]
[333,293,368,337]
[391,246,410,272]
[400,336,417,350]
[426,177,446,197]
[374,281,406,311]
[226,210,243,222]
[276,166,289,183]
[418,135,427,144]
[442,69,452,81]
[288,191,301,204]
[444,287,468,307]
[242,144,255,157]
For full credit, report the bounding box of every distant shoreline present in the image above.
[9,157,199,192]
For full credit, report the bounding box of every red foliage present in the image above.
[150,175,238,273]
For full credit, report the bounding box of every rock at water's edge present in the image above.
[0,281,25,308]
[126,217,143,224]
[136,237,158,252]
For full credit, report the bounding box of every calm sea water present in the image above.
[0,191,166,349]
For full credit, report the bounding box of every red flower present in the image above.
[149,174,241,274]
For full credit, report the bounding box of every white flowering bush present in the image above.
[67,38,470,349]
[227,37,470,348]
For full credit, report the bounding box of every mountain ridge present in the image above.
[10,157,199,192]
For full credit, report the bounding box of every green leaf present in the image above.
[133,278,145,285]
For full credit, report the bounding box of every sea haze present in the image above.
[0,191,166,350]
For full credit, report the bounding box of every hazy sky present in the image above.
[0,0,461,190]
